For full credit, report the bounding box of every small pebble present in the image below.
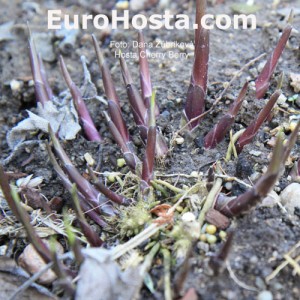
[84,153,95,166]
[260,190,280,208]
[277,94,287,105]
[249,150,262,157]
[250,255,258,264]
[197,241,209,252]
[190,171,198,177]
[280,183,300,214]
[0,245,7,256]
[116,0,129,10]
[256,277,266,290]
[225,182,232,190]
[10,79,23,92]
[257,290,273,300]
[18,241,64,285]
[250,171,261,182]
[175,137,185,145]
[181,212,196,222]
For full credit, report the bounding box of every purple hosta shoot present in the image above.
[119,54,148,131]
[0,165,52,263]
[46,144,108,228]
[216,126,299,217]
[29,37,51,105]
[184,0,209,130]
[87,164,133,206]
[236,90,281,153]
[209,231,234,275]
[104,112,140,171]
[138,31,159,116]
[195,0,207,46]
[48,125,116,217]
[204,82,248,149]
[37,54,53,100]
[92,35,129,142]
[59,56,102,142]
[255,24,292,99]
[71,185,103,247]
[119,54,168,157]
[141,91,157,188]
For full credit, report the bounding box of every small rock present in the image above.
[280,183,300,214]
[225,182,232,190]
[255,277,266,290]
[290,73,300,93]
[197,241,209,253]
[181,212,196,222]
[175,137,185,145]
[257,290,273,300]
[129,0,158,11]
[249,150,262,157]
[0,245,7,256]
[260,190,280,208]
[18,240,64,285]
[190,171,198,177]
[249,255,258,264]
[10,79,23,92]
[116,1,129,10]
[84,153,95,166]
[277,94,287,105]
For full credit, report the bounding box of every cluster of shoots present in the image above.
[184,1,293,151]
[24,0,295,238]
[1,0,297,296]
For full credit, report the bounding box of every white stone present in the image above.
[130,0,158,11]
[18,240,64,285]
[175,137,184,145]
[280,183,300,214]
[84,153,95,166]
[10,79,23,92]
[181,212,196,222]
[257,290,273,300]
[260,190,280,208]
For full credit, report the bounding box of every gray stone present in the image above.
[257,290,273,300]
[280,183,300,214]
[260,190,280,208]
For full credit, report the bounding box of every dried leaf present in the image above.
[7,101,81,150]
[76,248,143,300]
